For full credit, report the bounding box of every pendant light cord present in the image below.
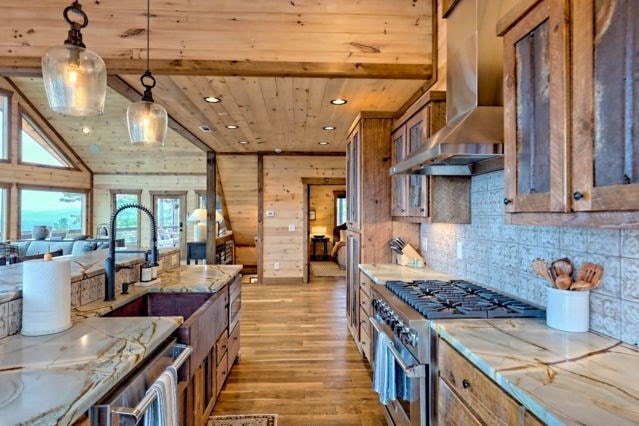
[146,0,150,73]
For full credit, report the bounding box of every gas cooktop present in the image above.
[385,279,545,319]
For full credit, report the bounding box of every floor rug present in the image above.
[310,261,346,277]
[208,414,277,426]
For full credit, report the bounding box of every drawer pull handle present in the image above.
[573,191,584,200]
[503,198,512,205]
[462,379,470,389]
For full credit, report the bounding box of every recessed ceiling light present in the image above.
[322,126,336,130]
[225,124,239,129]
[318,141,329,145]
[82,126,91,134]
[204,96,221,103]
[274,148,282,153]
[330,98,347,105]
[238,140,249,144]
[198,125,212,132]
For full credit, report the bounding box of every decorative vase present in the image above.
[546,287,590,332]
[32,226,49,240]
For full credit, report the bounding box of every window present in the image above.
[20,114,71,168]
[0,92,8,160]
[20,189,86,239]
[335,192,347,226]
[0,187,7,240]
[112,191,141,245]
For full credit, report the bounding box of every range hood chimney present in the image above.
[391,0,510,176]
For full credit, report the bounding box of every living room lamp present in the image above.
[127,0,168,145]
[41,0,107,116]
[188,208,207,242]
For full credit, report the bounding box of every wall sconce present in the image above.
[188,208,207,242]
[41,1,106,116]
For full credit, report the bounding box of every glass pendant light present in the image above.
[42,1,106,116]
[127,0,167,145]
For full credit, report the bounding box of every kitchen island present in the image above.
[359,263,639,425]
[0,257,242,425]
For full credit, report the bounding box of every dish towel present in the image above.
[394,344,413,401]
[143,367,178,426]
[372,332,396,404]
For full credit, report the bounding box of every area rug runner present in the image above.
[207,414,277,426]
[310,261,346,277]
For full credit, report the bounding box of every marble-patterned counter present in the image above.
[0,263,242,425]
[74,264,243,319]
[432,319,639,425]
[359,263,454,284]
[0,316,182,425]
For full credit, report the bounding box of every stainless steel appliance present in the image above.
[90,338,192,425]
[370,279,544,426]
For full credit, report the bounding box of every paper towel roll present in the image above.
[21,258,72,336]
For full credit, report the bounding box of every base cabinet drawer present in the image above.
[216,352,228,396]
[216,331,229,365]
[359,307,372,361]
[437,378,482,426]
[228,323,240,368]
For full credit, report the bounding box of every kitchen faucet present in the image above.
[104,203,159,301]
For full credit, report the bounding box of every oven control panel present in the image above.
[372,299,418,347]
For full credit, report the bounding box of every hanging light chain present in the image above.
[146,0,151,73]
[62,1,88,48]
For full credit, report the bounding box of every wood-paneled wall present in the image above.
[262,156,346,280]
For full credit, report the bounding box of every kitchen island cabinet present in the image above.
[499,0,639,227]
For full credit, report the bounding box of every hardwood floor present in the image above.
[212,277,387,425]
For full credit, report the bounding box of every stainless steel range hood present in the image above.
[391,0,510,176]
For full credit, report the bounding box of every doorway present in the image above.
[151,191,187,258]
[305,182,346,282]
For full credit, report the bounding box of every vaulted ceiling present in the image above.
[0,0,435,168]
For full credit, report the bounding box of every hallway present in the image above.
[212,277,386,425]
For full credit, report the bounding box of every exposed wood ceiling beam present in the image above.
[106,75,213,153]
[0,58,432,80]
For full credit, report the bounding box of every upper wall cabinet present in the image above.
[391,91,446,219]
[498,0,639,227]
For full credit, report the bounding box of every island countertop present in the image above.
[0,263,243,425]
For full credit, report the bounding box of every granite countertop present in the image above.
[432,319,639,425]
[360,263,639,425]
[0,316,182,425]
[0,263,242,425]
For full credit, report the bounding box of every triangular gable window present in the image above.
[20,114,72,168]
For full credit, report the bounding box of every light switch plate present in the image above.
[456,241,463,260]
[288,224,295,231]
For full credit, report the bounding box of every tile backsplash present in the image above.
[420,170,639,345]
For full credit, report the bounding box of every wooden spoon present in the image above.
[570,262,604,291]
[531,258,554,286]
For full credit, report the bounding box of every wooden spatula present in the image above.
[570,262,604,290]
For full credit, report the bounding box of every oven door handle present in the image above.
[370,317,425,378]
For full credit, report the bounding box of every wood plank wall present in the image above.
[262,156,346,281]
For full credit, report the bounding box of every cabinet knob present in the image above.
[573,191,584,200]
[462,379,471,389]
[420,208,425,213]
[503,198,512,205]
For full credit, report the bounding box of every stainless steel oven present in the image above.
[369,279,545,426]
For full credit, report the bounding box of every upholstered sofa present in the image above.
[0,238,125,263]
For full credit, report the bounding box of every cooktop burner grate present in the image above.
[385,279,545,319]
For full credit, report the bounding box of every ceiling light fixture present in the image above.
[318,141,329,145]
[198,125,212,132]
[225,124,239,129]
[81,126,91,134]
[41,1,106,116]
[330,98,347,105]
[204,96,221,103]
[127,0,167,145]
[238,140,249,144]
[323,126,336,130]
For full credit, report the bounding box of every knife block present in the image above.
[392,243,425,267]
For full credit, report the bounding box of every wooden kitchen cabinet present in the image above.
[345,112,393,349]
[391,91,446,219]
[435,337,542,425]
[499,0,639,227]
[358,272,374,362]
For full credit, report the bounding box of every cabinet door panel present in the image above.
[407,175,428,217]
[572,0,639,211]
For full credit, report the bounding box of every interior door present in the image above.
[152,192,187,259]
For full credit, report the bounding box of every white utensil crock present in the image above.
[546,287,590,332]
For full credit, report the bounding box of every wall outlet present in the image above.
[266,210,275,217]
[274,262,280,270]
[456,241,463,260]
[288,224,295,231]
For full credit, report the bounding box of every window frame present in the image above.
[0,183,10,241]
[0,89,11,163]
[17,184,89,239]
